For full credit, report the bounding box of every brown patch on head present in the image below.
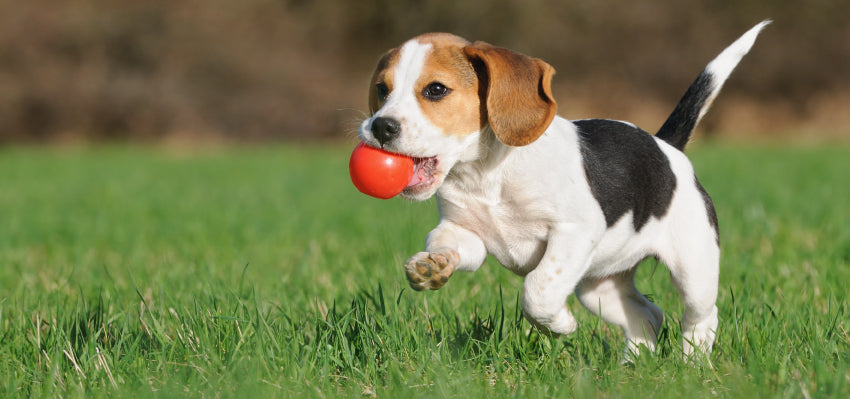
[412,33,485,138]
[368,48,400,114]
[368,33,556,144]
[464,42,557,146]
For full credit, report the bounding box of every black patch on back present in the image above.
[576,119,677,231]
[695,176,719,244]
[655,70,713,151]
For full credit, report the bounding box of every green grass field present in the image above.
[0,142,848,398]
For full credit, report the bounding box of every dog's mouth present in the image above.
[404,156,439,192]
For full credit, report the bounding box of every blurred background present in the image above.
[1,0,848,144]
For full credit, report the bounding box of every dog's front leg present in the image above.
[521,225,597,336]
[405,220,487,291]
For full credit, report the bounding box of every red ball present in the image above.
[349,142,414,199]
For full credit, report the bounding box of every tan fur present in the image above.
[368,33,556,145]
[414,34,484,137]
[464,42,557,146]
[360,23,769,359]
[368,48,399,114]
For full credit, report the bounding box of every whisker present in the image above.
[337,108,371,140]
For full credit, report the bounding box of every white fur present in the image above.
[697,20,771,121]
[429,119,721,356]
[360,23,767,358]
[359,40,483,201]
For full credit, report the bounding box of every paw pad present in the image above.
[404,251,456,291]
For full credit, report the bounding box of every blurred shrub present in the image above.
[0,0,847,142]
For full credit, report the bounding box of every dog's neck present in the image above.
[439,126,515,201]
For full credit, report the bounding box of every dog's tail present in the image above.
[656,20,770,151]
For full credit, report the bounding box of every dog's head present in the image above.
[358,33,557,201]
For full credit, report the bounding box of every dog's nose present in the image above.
[371,117,401,146]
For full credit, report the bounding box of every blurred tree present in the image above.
[0,0,847,142]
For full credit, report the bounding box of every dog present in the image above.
[358,21,769,358]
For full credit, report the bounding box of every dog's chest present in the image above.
[439,191,551,275]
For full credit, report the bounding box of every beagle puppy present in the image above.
[358,22,769,358]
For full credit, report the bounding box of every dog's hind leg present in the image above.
[659,199,721,359]
[666,242,720,359]
[576,267,663,358]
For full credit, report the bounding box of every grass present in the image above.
[0,141,848,397]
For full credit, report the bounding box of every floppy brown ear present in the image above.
[464,42,557,146]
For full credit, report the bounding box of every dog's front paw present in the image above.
[404,249,458,291]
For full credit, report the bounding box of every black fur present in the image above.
[655,70,714,151]
[695,177,719,243]
[576,119,677,231]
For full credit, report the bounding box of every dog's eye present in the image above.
[376,82,390,101]
[422,82,451,101]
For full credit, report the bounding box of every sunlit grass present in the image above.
[0,142,847,397]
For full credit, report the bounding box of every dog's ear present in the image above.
[464,42,557,146]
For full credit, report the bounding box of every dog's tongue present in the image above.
[406,157,437,189]
[406,161,427,188]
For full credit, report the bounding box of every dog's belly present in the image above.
[585,212,663,277]
[451,204,662,278]
[481,217,660,278]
